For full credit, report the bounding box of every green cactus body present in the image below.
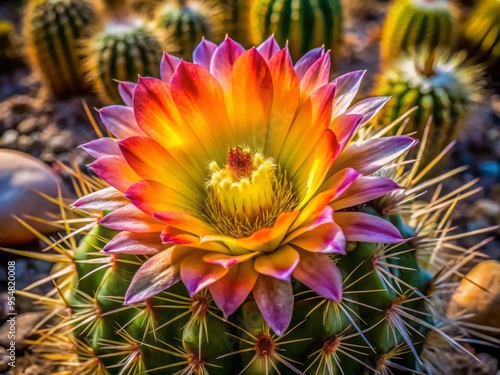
[250,0,343,62]
[24,0,97,98]
[373,49,483,167]
[154,0,224,61]
[461,0,500,82]
[218,0,254,47]
[83,16,163,104]
[380,0,455,66]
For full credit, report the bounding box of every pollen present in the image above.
[205,146,296,238]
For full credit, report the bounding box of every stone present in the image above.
[0,346,9,372]
[16,118,38,134]
[1,129,18,148]
[0,312,46,351]
[472,199,500,221]
[448,260,500,329]
[0,150,71,245]
[48,133,72,154]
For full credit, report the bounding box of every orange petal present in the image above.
[154,211,215,236]
[254,245,299,281]
[171,61,235,163]
[89,155,141,193]
[119,136,204,198]
[231,48,274,147]
[180,252,229,296]
[203,252,258,268]
[264,48,300,158]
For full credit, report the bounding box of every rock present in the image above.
[1,129,18,148]
[0,346,9,372]
[472,199,500,221]
[16,133,43,153]
[0,312,46,351]
[0,150,71,246]
[16,118,38,134]
[448,260,500,329]
[48,133,72,154]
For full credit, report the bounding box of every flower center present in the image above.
[205,146,296,238]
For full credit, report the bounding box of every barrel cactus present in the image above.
[24,0,98,98]
[380,0,456,66]
[460,0,500,82]
[153,0,224,61]
[82,14,164,104]
[373,49,484,167]
[250,0,343,62]
[9,37,497,374]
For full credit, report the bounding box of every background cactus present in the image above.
[460,0,500,83]
[23,0,98,98]
[380,0,456,66]
[153,0,224,61]
[372,49,484,167]
[218,0,254,47]
[82,15,164,104]
[0,20,18,72]
[8,124,497,375]
[250,0,343,62]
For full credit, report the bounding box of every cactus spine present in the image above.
[82,15,164,104]
[24,0,98,98]
[373,49,484,166]
[380,0,456,66]
[460,0,500,82]
[250,0,343,62]
[153,0,224,61]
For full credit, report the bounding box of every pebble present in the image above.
[16,117,38,134]
[0,312,46,351]
[48,133,73,154]
[472,199,500,221]
[1,129,18,148]
[478,161,500,179]
[0,346,9,372]
[0,149,71,245]
[16,133,43,153]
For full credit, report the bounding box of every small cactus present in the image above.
[380,0,456,66]
[373,49,484,167]
[24,0,98,98]
[460,0,500,83]
[153,0,224,60]
[250,0,343,62]
[82,15,164,104]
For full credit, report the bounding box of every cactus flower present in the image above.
[74,36,416,335]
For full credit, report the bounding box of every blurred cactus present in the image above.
[380,0,456,66]
[460,0,500,83]
[373,49,484,166]
[250,0,343,62]
[82,15,164,104]
[24,0,98,98]
[153,0,224,60]
[0,21,18,72]
[218,0,254,47]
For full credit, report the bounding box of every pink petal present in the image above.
[293,251,343,301]
[332,177,401,210]
[160,52,181,83]
[332,70,365,118]
[253,275,294,336]
[99,105,145,139]
[329,113,363,150]
[334,212,403,243]
[180,253,229,296]
[80,138,120,159]
[254,245,300,281]
[289,206,346,254]
[257,35,281,62]
[294,47,325,80]
[117,81,136,107]
[193,38,218,71]
[330,136,418,176]
[124,246,191,304]
[209,262,259,318]
[299,51,331,102]
[99,204,166,233]
[346,96,390,128]
[210,36,245,90]
[203,252,257,268]
[103,231,164,255]
[88,155,141,193]
[72,186,128,211]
